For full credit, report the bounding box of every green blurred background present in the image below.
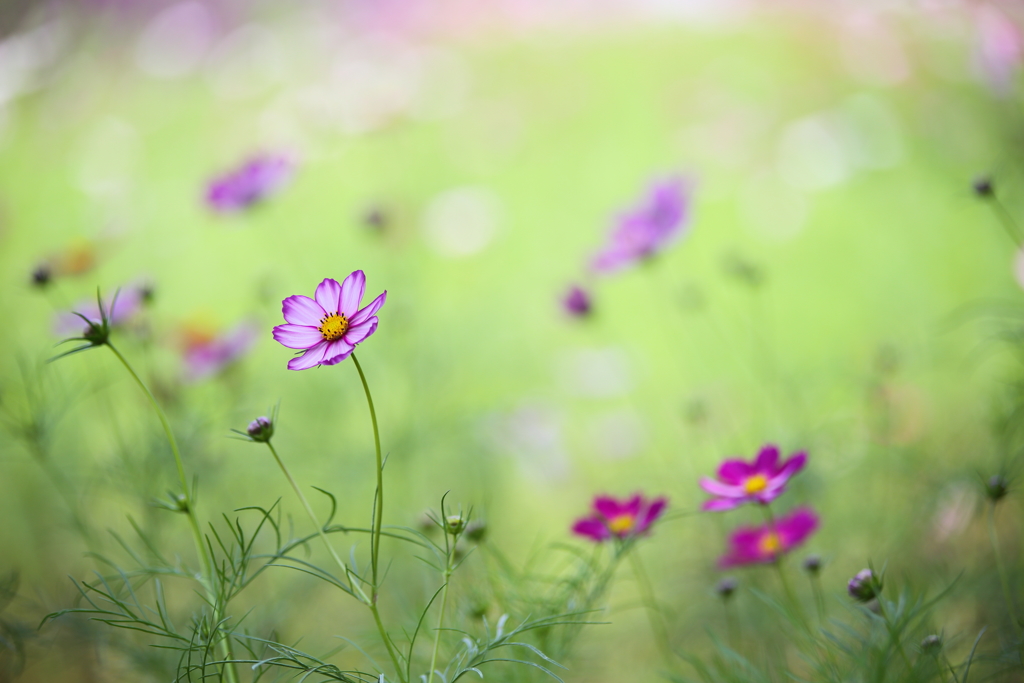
[1,1,1023,680]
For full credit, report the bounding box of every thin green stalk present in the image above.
[875,595,914,673]
[809,574,826,624]
[723,600,738,651]
[351,353,405,682]
[628,549,675,669]
[990,198,1024,248]
[761,506,805,623]
[106,344,238,683]
[426,551,454,683]
[264,442,364,598]
[987,502,1021,634]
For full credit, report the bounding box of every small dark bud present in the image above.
[716,577,738,600]
[173,493,189,513]
[465,520,487,543]
[802,555,823,575]
[81,319,110,347]
[139,283,155,304]
[563,286,591,317]
[986,474,1009,502]
[848,568,881,602]
[921,634,942,654]
[973,176,994,198]
[469,601,489,619]
[31,264,52,288]
[247,416,273,443]
[363,207,388,230]
[445,514,466,535]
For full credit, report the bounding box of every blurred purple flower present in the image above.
[55,284,147,337]
[272,270,386,370]
[975,5,1023,93]
[591,177,691,273]
[571,492,667,542]
[206,153,294,213]
[183,319,260,381]
[699,444,807,512]
[719,507,819,568]
[562,285,591,317]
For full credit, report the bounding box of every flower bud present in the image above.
[973,176,994,198]
[445,514,466,535]
[847,568,881,602]
[465,520,487,543]
[173,493,189,513]
[562,286,592,317]
[715,577,738,600]
[31,264,52,288]
[802,555,822,575]
[247,416,274,443]
[986,474,1009,502]
[921,634,942,654]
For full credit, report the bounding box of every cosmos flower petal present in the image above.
[315,278,343,314]
[754,444,780,473]
[287,341,329,371]
[345,317,378,345]
[273,324,323,349]
[320,340,355,366]
[593,496,624,519]
[717,460,754,484]
[338,270,366,317]
[350,291,387,325]
[636,497,667,532]
[699,478,747,498]
[777,451,807,479]
[702,498,742,512]
[282,295,325,326]
[572,517,611,541]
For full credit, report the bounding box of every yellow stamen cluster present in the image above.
[743,474,769,494]
[608,514,635,535]
[758,532,781,555]
[319,313,349,342]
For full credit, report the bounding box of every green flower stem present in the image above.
[263,442,365,598]
[875,594,914,672]
[761,506,805,623]
[628,548,675,669]
[106,343,238,683]
[987,502,1021,634]
[809,574,826,624]
[989,197,1024,248]
[426,549,454,683]
[351,353,405,683]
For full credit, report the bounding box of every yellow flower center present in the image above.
[608,514,635,535]
[319,313,349,342]
[758,532,781,555]
[743,474,768,494]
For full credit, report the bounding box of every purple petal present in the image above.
[282,295,325,326]
[571,517,610,542]
[636,497,667,532]
[701,498,741,512]
[699,478,746,498]
[622,494,643,517]
[344,317,378,345]
[593,496,624,519]
[717,459,754,484]
[776,451,807,480]
[273,324,323,350]
[754,445,780,473]
[319,339,355,366]
[287,341,329,371]
[338,270,366,317]
[350,291,387,325]
[778,507,819,548]
[314,278,343,315]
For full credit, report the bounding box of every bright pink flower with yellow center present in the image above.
[699,444,807,512]
[719,507,819,568]
[272,270,386,370]
[571,493,667,542]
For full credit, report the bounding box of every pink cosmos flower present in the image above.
[699,444,807,512]
[272,270,386,370]
[206,153,294,213]
[719,507,819,568]
[591,177,691,273]
[182,319,260,381]
[571,493,667,542]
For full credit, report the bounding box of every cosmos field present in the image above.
[2,1,1024,681]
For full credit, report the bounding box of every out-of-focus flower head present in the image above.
[33,240,101,289]
[718,507,818,568]
[973,175,994,198]
[246,416,273,442]
[715,577,738,600]
[272,270,386,370]
[206,152,294,213]
[562,285,592,317]
[31,264,52,288]
[699,444,807,511]
[975,5,1023,94]
[921,634,942,654]
[802,554,823,575]
[571,493,667,543]
[847,568,881,602]
[591,176,691,274]
[181,318,261,382]
[54,282,149,338]
[985,474,1009,502]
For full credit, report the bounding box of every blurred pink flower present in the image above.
[591,177,691,273]
[571,493,667,542]
[719,507,819,568]
[976,5,1023,93]
[182,319,260,381]
[700,445,807,511]
[55,283,148,337]
[206,153,294,213]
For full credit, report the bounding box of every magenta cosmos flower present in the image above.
[571,493,667,542]
[719,507,819,568]
[591,176,691,273]
[699,444,807,511]
[272,270,386,370]
[206,153,294,213]
[182,319,260,381]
